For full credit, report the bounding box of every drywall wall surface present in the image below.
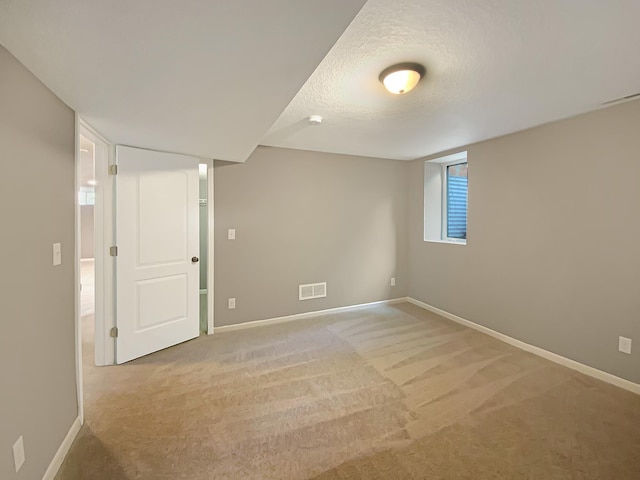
[214,146,408,326]
[0,45,77,478]
[408,99,640,384]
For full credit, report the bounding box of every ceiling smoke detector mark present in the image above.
[602,92,640,106]
[299,282,327,300]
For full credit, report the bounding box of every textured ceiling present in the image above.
[0,0,366,162]
[262,0,640,160]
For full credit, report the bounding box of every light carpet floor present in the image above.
[56,302,640,479]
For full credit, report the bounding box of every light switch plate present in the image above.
[619,336,632,354]
[53,243,62,266]
[228,298,236,309]
[13,435,25,472]
[228,229,236,240]
[391,277,396,287]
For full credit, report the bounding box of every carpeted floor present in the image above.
[56,302,640,479]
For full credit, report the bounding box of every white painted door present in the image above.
[115,146,200,364]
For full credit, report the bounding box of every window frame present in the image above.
[441,158,468,244]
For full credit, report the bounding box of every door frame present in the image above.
[74,117,215,422]
[205,159,215,335]
[79,119,115,366]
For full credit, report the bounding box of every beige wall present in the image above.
[408,99,640,384]
[0,45,77,478]
[214,146,408,327]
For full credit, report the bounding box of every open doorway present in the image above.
[77,126,112,365]
[77,122,114,362]
[78,134,96,363]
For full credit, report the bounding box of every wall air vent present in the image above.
[602,92,640,106]
[299,282,327,301]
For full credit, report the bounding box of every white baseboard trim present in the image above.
[42,416,81,480]
[215,298,407,333]
[406,297,640,396]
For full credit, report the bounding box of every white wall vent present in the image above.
[299,282,327,301]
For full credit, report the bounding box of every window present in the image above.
[78,187,95,206]
[424,151,468,245]
[443,160,468,241]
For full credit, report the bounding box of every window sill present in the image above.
[423,238,467,246]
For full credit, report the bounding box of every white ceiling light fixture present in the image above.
[379,62,425,95]
[308,115,323,125]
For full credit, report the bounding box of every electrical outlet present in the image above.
[391,277,396,287]
[228,298,236,309]
[228,229,236,240]
[53,242,62,266]
[619,336,632,354]
[13,435,25,472]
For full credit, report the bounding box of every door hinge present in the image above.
[110,246,118,256]
[109,164,118,175]
[110,327,119,338]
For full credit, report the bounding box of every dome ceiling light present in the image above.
[379,63,425,95]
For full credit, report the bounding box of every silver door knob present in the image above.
[191,256,199,263]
